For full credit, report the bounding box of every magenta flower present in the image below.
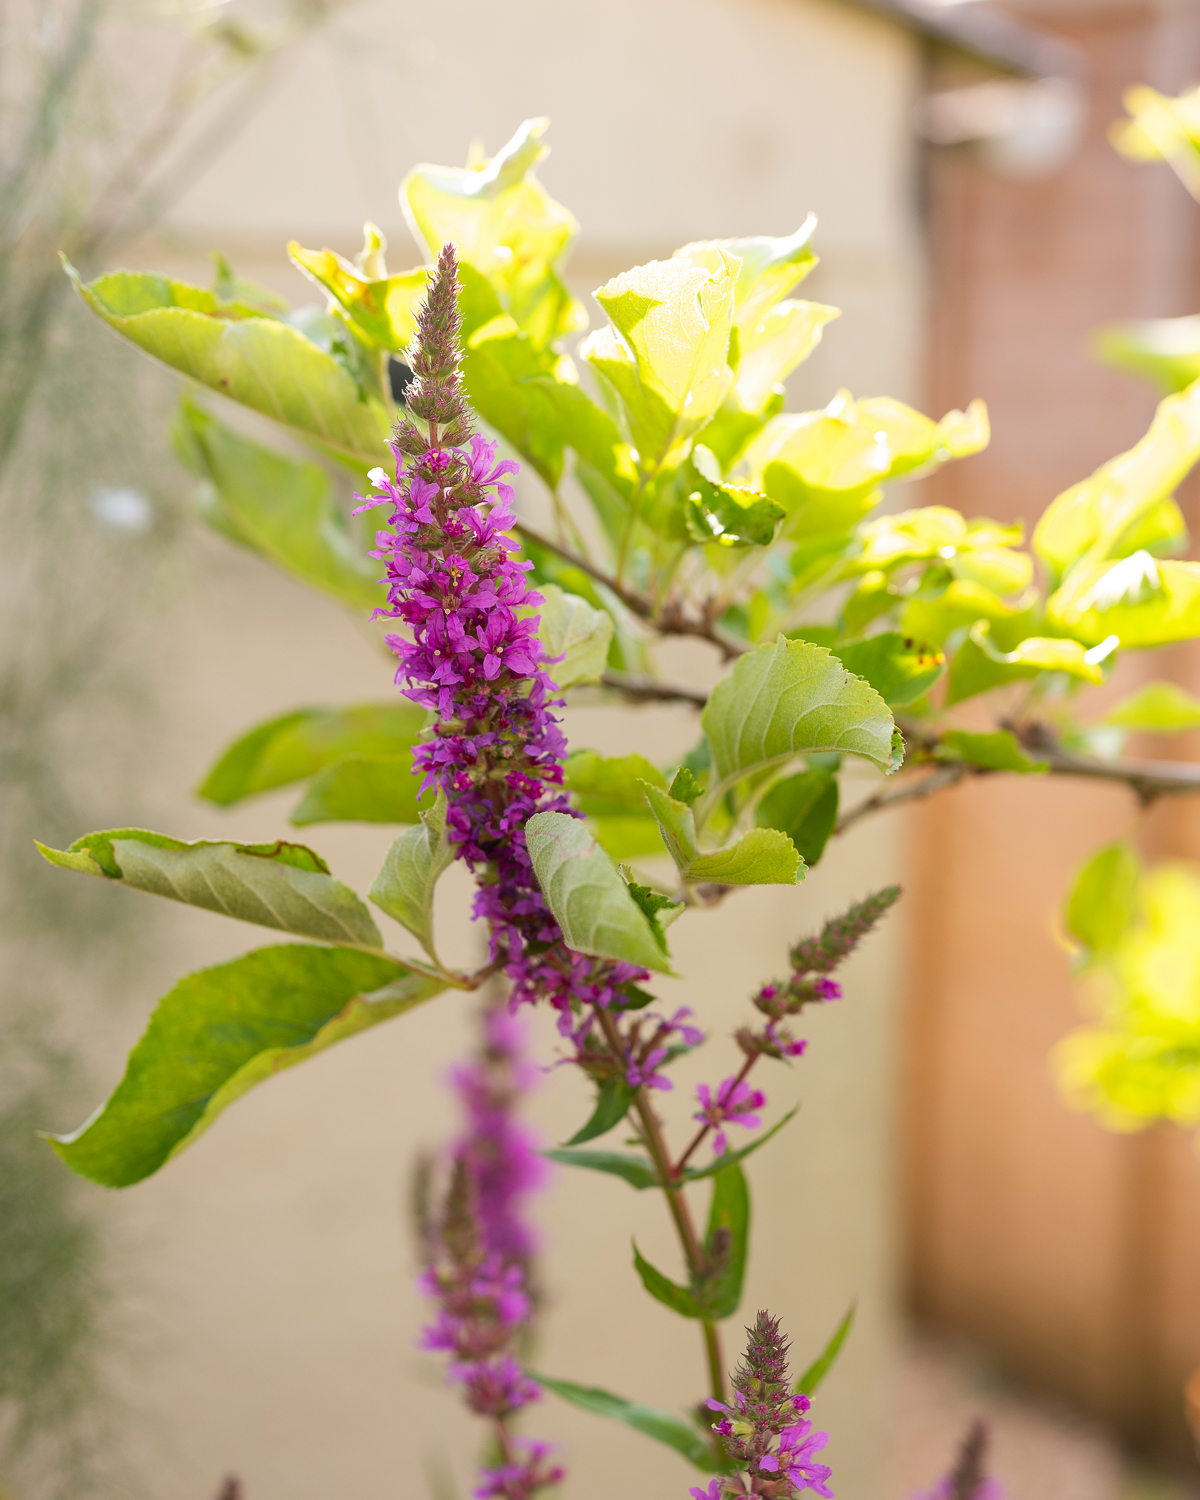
[695,1077,768,1154]
[760,1419,834,1496]
[474,1439,565,1500]
[688,1483,726,1500]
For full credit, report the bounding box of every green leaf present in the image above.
[1033,381,1200,586]
[565,751,668,814]
[198,702,426,807]
[1094,315,1200,396]
[683,467,784,549]
[831,632,945,707]
[524,813,674,973]
[536,585,615,688]
[48,945,443,1186]
[462,302,571,487]
[732,301,840,413]
[531,1374,719,1471]
[173,398,385,611]
[288,240,427,351]
[540,1147,660,1190]
[66,260,390,465]
[37,830,382,947]
[851,507,1030,596]
[1103,681,1200,731]
[368,794,454,962]
[700,637,896,812]
[701,1163,750,1321]
[900,579,1025,648]
[755,769,839,868]
[564,1077,634,1146]
[795,1304,855,1396]
[936,729,1047,774]
[1046,553,1200,648]
[289,755,425,826]
[1064,842,1140,960]
[640,782,699,867]
[683,828,803,886]
[632,1242,704,1317]
[625,880,684,953]
[678,1106,799,1183]
[668,767,703,806]
[583,255,736,471]
[946,624,1107,706]
[402,118,585,348]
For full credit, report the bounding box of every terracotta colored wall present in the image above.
[908,0,1200,1462]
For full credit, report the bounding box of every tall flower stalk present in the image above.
[419,1000,560,1499]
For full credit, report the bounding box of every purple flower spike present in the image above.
[695,1077,767,1154]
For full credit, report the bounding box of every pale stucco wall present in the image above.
[78,1,927,1495]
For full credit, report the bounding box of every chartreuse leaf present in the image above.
[796,1304,856,1396]
[37,830,382,947]
[198,702,426,807]
[936,730,1046,774]
[48,945,442,1187]
[288,238,427,352]
[531,1375,719,1472]
[755,769,839,868]
[699,638,897,817]
[1095,316,1200,397]
[1046,553,1200,648]
[1064,842,1140,961]
[564,1077,634,1146]
[632,1243,703,1317]
[1103,681,1200,731]
[369,794,454,963]
[675,220,818,331]
[901,579,1025,648]
[701,1163,750,1320]
[732,301,840,413]
[640,782,699,867]
[683,447,783,548]
[536,585,614,687]
[289,756,425,826]
[946,623,1109,705]
[173,398,385,612]
[851,507,1031,596]
[64,260,390,465]
[831,633,945,707]
[1033,380,1200,586]
[565,752,666,860]
[402,118,585,349]
[583,254,737,471]
[524,813,673,973]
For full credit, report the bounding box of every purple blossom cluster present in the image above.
[694,1076,768,1156]
[419,1003,560,1499]
[692,1312,833,1499]
[355,240,648,1029]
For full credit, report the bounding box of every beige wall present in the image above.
[80,2,931,1495]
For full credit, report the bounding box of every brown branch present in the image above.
[513,519,748,660]
[834,763,970,836]
[599,670,708,708]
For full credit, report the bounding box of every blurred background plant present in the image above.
[0,2,345,1494]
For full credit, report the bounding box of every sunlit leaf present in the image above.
[288,756,425,826]
[47,945,441,1187]
[1103,681,1200,731]
[524,813,674,973]
[1033,380,1200,585]
[900,579,1025,648]
[1095,316,1200,396]
[946,623,1107,705]
[1064,842,1140,960]
[402,118,586,347]
[732,301,840,413]
[1046,553,1200,648]
[65,260,391,465]
[37,830,382,947]
[289,240,428,352]
[675,220,817,330]
[851,507,1031,596]
[583,255,737,471]
[683,828,802,886]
